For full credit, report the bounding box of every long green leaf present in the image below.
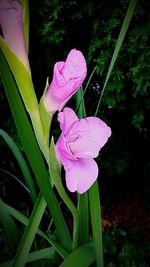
[59,244,95,267]
[1,247,55,267]
[0,129,37,204]
[0,198,20,257]
[75,66,97,114]
[13,193,46,267]
[5,203,68,259]
[0,49,72,252]
[89,181,104,267]
[95,0,137,115]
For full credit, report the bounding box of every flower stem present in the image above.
[89,181,104,267]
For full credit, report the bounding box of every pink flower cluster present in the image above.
[45,48,111,193]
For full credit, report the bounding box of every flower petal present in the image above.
[58,107,78,135]
[44,49,87,114]
[67,116,111,158]
[69,137,100,158]
[0,0,30,70]
[85,117,112,148]
[56,133,77,160]
[57,152,98,194]
[62,49,87,81]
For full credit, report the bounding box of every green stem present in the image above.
[77,192,89,246]
[89,181,104,267]
[54,178,79,250]
[75,89,89,246]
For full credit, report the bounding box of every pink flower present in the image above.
[44,49,87,115]
[0,0,30,71]
[56,107,111,194]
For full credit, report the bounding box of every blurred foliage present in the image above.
[103,226,150,266]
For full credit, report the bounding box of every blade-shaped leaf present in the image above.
[1,247,55,267]
[39,94,52,148]
[59,244,95,267]
[0,129,37,204]
[0,49,72,252]
[0,198,20,257]
[95,0,137,115]
[13,193,46,267]
[5,202,68,259]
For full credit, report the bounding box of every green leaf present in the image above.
[1,247,55,267]
[59,244,95,267]
[0,129,37,204]
[39,93,52,147]
[13,193,46,267]
[5,203,68,259]
[75,66,97,114]
[75,87,86,118]
[0,36,38,113]
[89,181,104,267]
[0,198,20,257]
[0,49,72,252]
[95,0,137,115]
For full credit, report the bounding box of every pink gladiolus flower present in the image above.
[44,49,87,115]
[56,107,111,194]
[0,0,30,71]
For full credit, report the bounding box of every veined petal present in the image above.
[44,49,87,115]
[58,107,78,135]
[56,134,77,161]
[62,49,87,81]
[85,117,112,148]
[69,138,100,158]
[57,153,98,194]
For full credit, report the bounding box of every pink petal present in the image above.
[85,117,112,148]
[56,133,77,161]
[67,117,111,158]
[69,137,100,158]
[58,107,78,135]
[57,152,98,194]
[62,49,87,80]
[0,0,30,71]
[44,49,87,114]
